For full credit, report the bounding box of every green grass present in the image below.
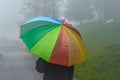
[74,44,120,80]
[74,23,120,80]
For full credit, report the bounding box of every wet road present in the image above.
[0,51,43,80]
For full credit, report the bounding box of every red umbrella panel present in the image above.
[49,21,86,66]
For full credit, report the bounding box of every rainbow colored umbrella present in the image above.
[20,16,86,66]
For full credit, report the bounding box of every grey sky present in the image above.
[0,0,24,39]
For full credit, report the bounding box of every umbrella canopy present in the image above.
[20,16,87,66]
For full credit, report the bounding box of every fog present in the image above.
[0,0,120,39]
[0,0,24,39]
[0,0,120,52]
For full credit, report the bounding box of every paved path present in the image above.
[0,51,43,80]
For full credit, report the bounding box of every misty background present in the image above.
[1,0,120,37]
[0,0,120,52]
[0,0,120,56]
[0,0,120,61]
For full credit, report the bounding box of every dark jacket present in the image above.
[35,58,74,80]
[35,58,48,73]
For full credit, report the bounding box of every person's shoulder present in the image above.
[35,58,48,73]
